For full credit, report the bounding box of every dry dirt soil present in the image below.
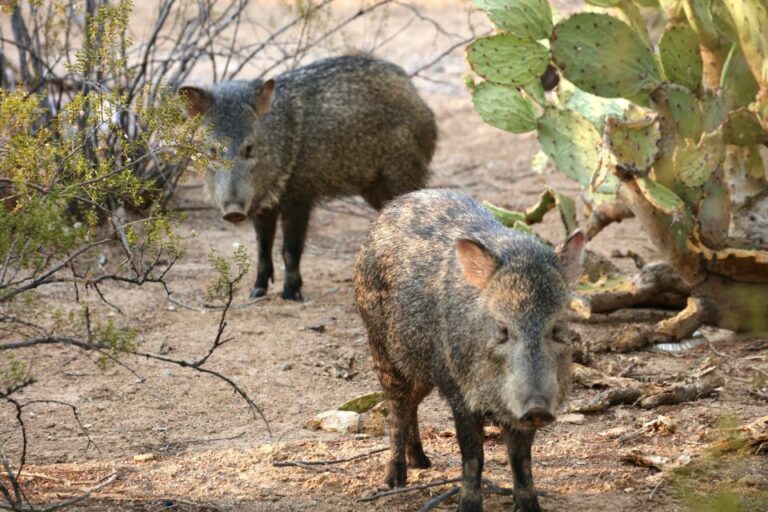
[2,2,768,512]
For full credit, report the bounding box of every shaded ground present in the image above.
[2,2,768,511]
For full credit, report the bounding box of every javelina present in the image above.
[179,55,436,300]
[354,190,585,512]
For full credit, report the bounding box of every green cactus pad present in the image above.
[558,80,630,133]
[698,169,731,248]
[709,0,738,40]
[659,24,703,92]
[651,84,703,140]
[537,107,601,187]
[721,44,761,108]
[551,13,661,104]
[673,131,725,187]
[722,108,768,145]
[635,176,688,215]
[474,0,554,40]
[683,0,720,50]
[700,91,728,132]
[722,0,768,83]
[467,34,549,87]
[483,201,527,227]
[605,115,662,174]
[471,82,538,133]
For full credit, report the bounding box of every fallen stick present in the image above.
[273,446,388,468]
[358,477,463,503]
[638,373,724,409]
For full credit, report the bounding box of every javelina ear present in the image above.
[456,239,497,289]
[555,229,585,284]
[254,79,275,116]
[178,86,212,117]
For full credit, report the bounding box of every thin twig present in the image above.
[273,446,387,468]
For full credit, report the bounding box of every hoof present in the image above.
[512,493,542,512]
[407,451,431,469]
[250,287,268,299]
[281,289,303,301]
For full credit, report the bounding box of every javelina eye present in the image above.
[495,325,509,344]
[243,144,254,159]
[209,147,218,158]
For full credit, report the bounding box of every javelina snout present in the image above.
[355,189,585,512]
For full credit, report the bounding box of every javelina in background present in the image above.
[354,190,585,512]
[179,55,436,300]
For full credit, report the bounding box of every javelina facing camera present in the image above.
[354,190,585,512]
[179,55,436,300]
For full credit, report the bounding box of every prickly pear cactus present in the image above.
[467,0,768,334]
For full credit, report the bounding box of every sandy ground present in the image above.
[2,2,768,511]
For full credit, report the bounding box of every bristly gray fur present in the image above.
[354,189,579,511]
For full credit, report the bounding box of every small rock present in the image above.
[558,413,586,425]
[279,362,293,371]
[306,324,326,333]
[305,410,361,433]
[133,453,156,463]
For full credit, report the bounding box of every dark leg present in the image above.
[503,427,541,512]
[453,406,485,512]
[406,385,433,469]
[280,202,311,301]
[250,208,279,298]
[383,396,410,488]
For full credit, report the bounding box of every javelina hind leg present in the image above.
[280,201,311,301]
[503,427,541,512]
[405,384,433,469]
[383,396,412,488]
[453,406,484,512]
[250,208,279,298]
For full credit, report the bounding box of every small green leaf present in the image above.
[467,34,550,87]
[471,82,538,134]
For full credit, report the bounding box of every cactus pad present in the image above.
[551,13,661,104]
[698,170,731,247]
[700,91,728,132]
[605,115,662,174]
[474,0,554,40]
[471,82,538,133]
[722,0,768,83]
[651,84,703,141]
[659,24,703,92]
[467,34,549,87]
[537,107,600,187]
[558,80,630,133]
[635,176,689,216]
[483,201,527,227]
[673,131,725,188]
[723,108,768,145]
[721,44,761,108]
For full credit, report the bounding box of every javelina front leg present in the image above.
[250,208,279,298]
[453,407,485,512]
[280,202,311,301]
[503,427,541,512]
